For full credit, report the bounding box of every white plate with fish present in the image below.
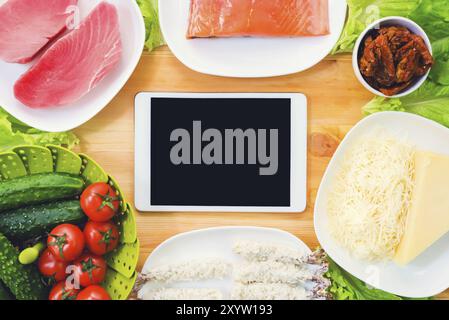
[315,111,449,298]
[159,0,347,78]
[0,0,145,132]
[138,226,329,300]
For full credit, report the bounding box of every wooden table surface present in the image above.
[73,47,448,299]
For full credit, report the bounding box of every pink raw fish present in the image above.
[0,0,78,64]
[14,1,122,108]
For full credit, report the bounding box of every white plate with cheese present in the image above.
[315,112,449,298]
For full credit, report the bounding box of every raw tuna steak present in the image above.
[187,0,330,38]
[0,0,78,64]
[14,2,122,108]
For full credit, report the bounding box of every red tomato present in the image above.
[80,182,119,222]
[47,224,85,262]
[48,281,79,300]
[76,285,111,300]
[73,253,107,287]
[38,249,68,281]
[84,221,120,255]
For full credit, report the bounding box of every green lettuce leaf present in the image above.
[429,37,449,85]
[137,0,165,51]
[363,81,449,127]
[326,256,432,300]
[332,0,421,54]
[408,0,449,42]
[0,108,79,153]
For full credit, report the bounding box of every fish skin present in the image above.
[0,0,78,64]
[187,0,329,39]
[14,2,122,109]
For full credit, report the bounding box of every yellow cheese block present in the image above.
[394,151,449,265]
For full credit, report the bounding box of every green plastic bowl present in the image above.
[0,145,139,300]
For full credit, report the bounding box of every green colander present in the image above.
[0,145,139,300]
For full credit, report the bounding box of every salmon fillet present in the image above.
[14,2,122,108]
[187,0,330,38]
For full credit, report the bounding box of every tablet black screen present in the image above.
[150,98,291,207]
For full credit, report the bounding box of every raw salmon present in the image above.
[0,0,78,64]
[14,2,122,108]
[187,0,330,38]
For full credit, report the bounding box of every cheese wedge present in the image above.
[394,151,449,265]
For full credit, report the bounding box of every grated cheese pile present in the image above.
[327,131,415,261]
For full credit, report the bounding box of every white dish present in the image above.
[142,226,311,298]
[314,111,449,298]
[352,17,432,98]
[0,0,145,132]
[159,0,347,78]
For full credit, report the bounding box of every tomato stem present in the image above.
[99,229,117,250]
[81,257,99,282]
[48,234,67,260]
[95,192,119,211]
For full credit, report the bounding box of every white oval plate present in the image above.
[159,0,347,78]
[315,112,449,298]
[0,0,145,132]
[142,226,310,298]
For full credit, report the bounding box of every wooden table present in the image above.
[73,47,448,299]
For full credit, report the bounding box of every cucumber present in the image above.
[0,173,84,212]
[0,200,86,241]
[0,280,12,300]
[0,232,47,300]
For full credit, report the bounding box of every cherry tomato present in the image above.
[76,285,111,300]
[73,253,107,287]
[47,224,85,262]
[48,281,79,300]
[84,221,120,255]
[38,249,68,281]
[80,182,119,222]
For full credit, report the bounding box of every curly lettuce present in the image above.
[363,80,449,128]
[137,0,165,51]
[0,108,79,152]
[408,0,449,42]
[332,0,421,54]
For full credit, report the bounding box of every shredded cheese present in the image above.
[327,130,415,261]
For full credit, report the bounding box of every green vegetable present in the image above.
[429,37,449,85]
[363,81,449,127]
[332,0,421,54]
[19,242,45,265]
[326,256,431,300]
[0,200,86,242]
[0,108,79,153]
[408,0,449,42]
[0,232,47,300]
[0,173,84,212]
[326,257,401,300]
[0,280,12,300]
[137,0,165,51]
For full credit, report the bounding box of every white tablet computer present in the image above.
[135,93,307,212]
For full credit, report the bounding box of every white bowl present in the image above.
[352,17,432,98]
[0,0,145,132]
[315,112,449,298]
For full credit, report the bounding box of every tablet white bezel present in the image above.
[135,92,307,212]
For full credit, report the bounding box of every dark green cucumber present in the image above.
[0,173,84,212]
[0,280,12,300]
[0,200,86,241]
[0,232,47,300]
